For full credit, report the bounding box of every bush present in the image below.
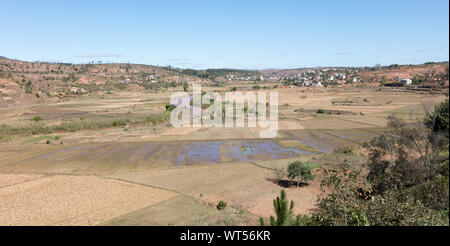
[316,109,325,114]
[217,200,227,210]
[287,161,315,186]
[112,119,129,127]
[33,116,42,122]
[165,104,176,112]
[364,191,448,226]
[272,168,286,183]
[334,147,353,155]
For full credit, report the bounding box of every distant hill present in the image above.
[0,78,40,109]
[358,62,449,85]
[0,56,209,107]
[0,56,448,108]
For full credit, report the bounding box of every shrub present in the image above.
[365,191,448,226]
[272,168,286,183]
[334,147,353,155]
[33,116,42,122]
[317,109,325,114]
[165,104,176,112]
[287,161,315,186]
[217,200,227,210]
[112,119,128,127]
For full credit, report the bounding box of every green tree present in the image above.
[425,99,449,140]
[260,190,301,226]
[287,161,315,187]
[309,163,370,226]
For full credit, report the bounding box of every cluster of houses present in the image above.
[70,87,88,94]
[399,78,412,85]
[77,77,105,86]
[292,68,359,87]
[225,68,360,87]
[226,75,265,81]
[118,73,161,84]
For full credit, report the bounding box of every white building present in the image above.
[399,78,412,85]
[70,87,87,94]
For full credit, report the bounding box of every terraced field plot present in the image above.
[0,138,324,174]
[0,174,176,225]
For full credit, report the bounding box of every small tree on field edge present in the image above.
[260,190,301,226]
[287,161,315,187]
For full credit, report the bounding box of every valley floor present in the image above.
[0,86,446,225]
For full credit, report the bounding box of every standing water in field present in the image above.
[32,139,318,167]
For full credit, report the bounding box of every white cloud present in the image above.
[335,51,354,56]
[417,46,428,52]
[371,49,384,53]
[432,46,446,51]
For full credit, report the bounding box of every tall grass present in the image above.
[0,111,171,138]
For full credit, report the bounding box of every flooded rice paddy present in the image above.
[31,139,319,167]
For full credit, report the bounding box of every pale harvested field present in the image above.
[160,126,204,136]
[102,195,259,226]
[277,120,305,130]
[106,161,320,217]
[1,87,445,145]
[106,162,270,197]
[0,174,177,225]
[0,173,43,188]
[202,179,320,217]
[276,87,445,114]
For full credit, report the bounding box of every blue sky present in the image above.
[0,0,448,69]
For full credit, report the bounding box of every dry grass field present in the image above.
[0,84,447,225]
[0,174,177,225]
